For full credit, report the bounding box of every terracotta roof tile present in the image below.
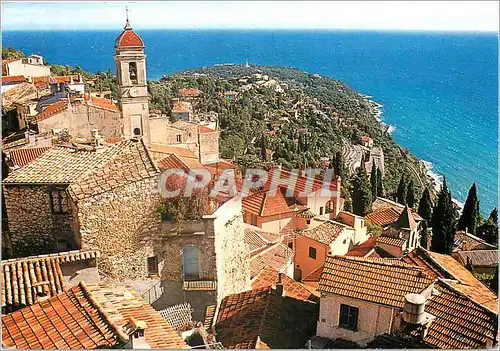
[376,234,407,248]
[8,146,51,168]
[455,250,498,268]
[199,125,216,133]
[2,75,26,84]
[149,144,197,159]
[250,241,293,278]
[264,168,339,195]
[215,287,318,349]
[454,230,496,250]
[179,88,203,97]
[423,280,498,349]
[115,28,144,47]
[251,266,317,302]
[346,236,376,257]
[301,220,346,245]
[158,302,193,331]
[171,101,192,113]
[318,255,433,308]
[242,188,306,217]
[1,250,100,312]
[302,265,324,282]
[36,96,118,122]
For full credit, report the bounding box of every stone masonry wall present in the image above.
[3,185,76,257]
[76,176,163,280]
[199,131,220,164]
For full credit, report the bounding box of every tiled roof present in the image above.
[8,146,51,168]
[426,251,498,312]
[455,250,498,268]
[2,75,26,84]
[423,280,498,349]
[318,256,433,308]
[179,88,203,97]
[376,234,407,248]
[302,265,324,282]
[4,140,159,201]
[454,230,496,250]
[215,287,318,349]
[250,241,293,278]
[149,144,197,159]
[346,236,376,257]
[52,75,81,84]
[2,282,187,349]
[1,250,100,312]
[265,168,339,195]
[157,153,205,173]
[36,99,69,122]
[244,227,281,255]
[2,82,41,110]
[36,96,118,122]
[115,27,144,47]
[401,248,450,280]
[204,159,238,170]
[296,209,316,218]
[172,101,192,113]
[251,266,317,302]
[301,220,345,245]
[242,188,306,217]
[199,125,216,133]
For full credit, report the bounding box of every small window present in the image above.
[147,256,159,275]
[176,134,182,143]
[319,207,324,215]
[339,304,359,330]
[133,127,141,136]
[306,219,311,225]
[287,241,293,249]
[309,246,317,259]
[50,189,68,214]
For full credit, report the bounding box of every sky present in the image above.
[1,1,499,31]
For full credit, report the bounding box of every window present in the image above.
[129,62,138,84]
[339,304,359,330]
[50,189,68,214]
[309,246,317,259]
[250,213,258,226]
[133,127,141,136]
[147,256,159,275]
[306,219,311,225]
[319,207,324,215]
[176,134,182,143]
[287,241,293,249]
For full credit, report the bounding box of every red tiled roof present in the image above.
[2,282,187,349]
[8,146,51,168]
[376,235,407,248]
[2,75,26,84]
[250,241,293,278]
[199,125,216,133]
[149,144,197,159]
[303,265,324,282]
[346,236,376,257]
[301,220,345,245]
[422,280,498,349]
[454,250,498,268]
[179,88,203,97]
[394,205,418,230]
[36,99,69,122]
[52,75,81,84]
[115,27,144,47]
[1,250,100,312]
[401,248,448,280]
[454,230,496,250]
[215,287,318,349]
[171,101,192,113]
[35,96,117,122]
[251,266,317,302]
[264,168,339,195]
[242,188,306,217]
[244,227,280,256]
[319,255,433,308]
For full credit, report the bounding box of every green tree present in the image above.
[396,175,407,205]
[366,220,382,237]
[370,163,378,200]
[476,220,498,246]
[220,135,245,159]
[490,266,498,294]
[2,47,25,60]
[406,179,416,209]
[351,166,372,216]
[419,221,430,249]
[458,183,480,235]
[376,168,385,197]
[431,179,457,255]
[417,187,433,226]
[489,208,498,225]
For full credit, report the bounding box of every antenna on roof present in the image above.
[124,6,131,29]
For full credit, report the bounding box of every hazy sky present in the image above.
[2,1,499,31]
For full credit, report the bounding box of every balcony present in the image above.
[182,272,217,291]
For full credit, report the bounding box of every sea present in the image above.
[3,30,498,213]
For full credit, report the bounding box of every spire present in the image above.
[124,6,132,29]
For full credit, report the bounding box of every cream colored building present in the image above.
[3,55,51,78]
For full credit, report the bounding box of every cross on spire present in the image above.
[124,6,132,29]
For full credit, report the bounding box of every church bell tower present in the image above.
[114,12,151,145]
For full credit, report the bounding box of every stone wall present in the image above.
[211,196,251,305]
[3,185,76,257]
[76,176,163,280]
[317,293,401,346]
[199,131,220,164]
[38,103,122,140]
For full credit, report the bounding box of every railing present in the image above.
[141,280,164,305]
[183,272,217,282]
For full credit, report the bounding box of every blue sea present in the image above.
[3,30,498,213]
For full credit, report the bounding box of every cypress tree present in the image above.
[431,179,457,255]
[419,221,429,249]
[477,220,498,246]
[370,163,378,200]
[333,151,345,180]
[351,166,372,216]
[417,187,433,226]
[489,208,498,225]
[458,183,480,235]
[396,175,407,205]
[406,180,416,209]
[376,168,385,197]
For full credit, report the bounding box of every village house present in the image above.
[1,281,188,349]
[171,101,194,121]
[1,75,27,94]
[179,87,203,105]
[2,54,51,78]
[1,249,100,314]
[453,229,497,251]
[452,249,498,274]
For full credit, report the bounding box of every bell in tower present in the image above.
[114,8,151,145]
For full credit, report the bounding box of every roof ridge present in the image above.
[260,191,268,217]
[436,279,498,316]
[332,255,424,270]
[78,281,129,343]
[1,249,100,265]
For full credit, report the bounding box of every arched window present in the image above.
[133,127,141,136]
[325,200,334,214]
[129,62,138,84]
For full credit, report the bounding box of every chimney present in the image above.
[275,273,285,297]
[402,293,435,340]
[124,318,150,349]
[78,73,83,83]
[33,281,51,303]
[91,129,103,147]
